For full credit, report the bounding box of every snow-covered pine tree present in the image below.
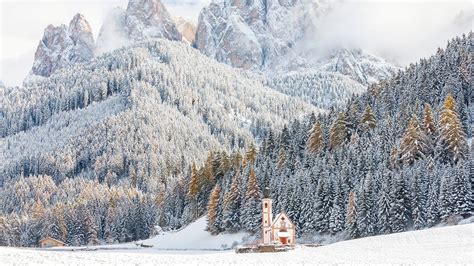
[390,173,410,232]
[438,173,453,222]
[411,168,427,230]
[222,173,242,232]
[377,171,392,234]
[84,211,99,245]
[450,162,471,218]
[241,168,261,233]
[329,177,345,234]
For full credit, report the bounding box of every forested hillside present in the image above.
[0,39,318,246]
[185,33,473,238]
[0,33,471,247]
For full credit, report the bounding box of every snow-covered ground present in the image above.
[142,217,250,250]
[1,223,473,265]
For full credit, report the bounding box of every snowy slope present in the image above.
[0,223,472,265]
[142,216,250,250]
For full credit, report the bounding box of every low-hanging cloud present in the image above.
[307,0,473,66]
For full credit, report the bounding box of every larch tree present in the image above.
[307,120,324,154]
[361,105,377,131]
[207,184,222,235]
[438,94,468,164]
[399,116,429,164]
[245,143,258,165]
[187,162,199,202]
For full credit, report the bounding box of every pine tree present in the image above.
[426,174,440,227]
[450,163,471,218]
[307,120,324,153]
[356,174,376,237]
[377,172,392,234]
[222,173,242,232]
[84,212,98,245]
[439,174,453,222]
[330,112,349,149]
[390,173,410,232]
[399,116,429,164]
[329,178,345,234]
[411,172,427,230]
[439,94,468,163]
[241,168,261,232]
[207,184,222,234]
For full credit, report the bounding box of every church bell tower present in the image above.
[262,187,273,245]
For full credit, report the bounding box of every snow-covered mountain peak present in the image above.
[31,14,95,77]
[195,0,396,85]
[69,13,93,39]
[96,0,181,54]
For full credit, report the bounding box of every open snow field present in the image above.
[1,223,473,265]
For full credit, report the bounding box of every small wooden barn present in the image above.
[39,237,65,248]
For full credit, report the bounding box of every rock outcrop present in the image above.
[96,0,181,54]
[31,14,95,77]
[195,0,397,84]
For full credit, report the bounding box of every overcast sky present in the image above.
[0,0,472,86]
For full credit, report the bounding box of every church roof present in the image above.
[271,212,295,228]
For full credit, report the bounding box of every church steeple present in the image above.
[262,187,273,245]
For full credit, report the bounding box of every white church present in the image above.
[261,187,296,246]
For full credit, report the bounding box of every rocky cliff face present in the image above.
[31,14,95,77]
[173,17,196,44]
[195,0,397,84]
[96,0,181,54]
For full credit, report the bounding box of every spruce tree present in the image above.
[242,168,261,232]
[329,178,345,234]
[390,173,410,232]
[411,171,427,230]
[377,172,392,234]
[222,173,242,232]
[330,112,349,149]
[450,163,471,218]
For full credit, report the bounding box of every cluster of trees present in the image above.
[0,175,159,246]
[268,70,366,109]
[194,33,472,238]
[2,39,316,187]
